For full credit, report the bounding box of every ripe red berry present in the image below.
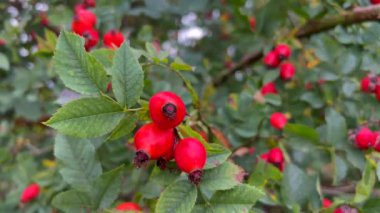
[82,29,99,51]
[20,183,40,203]
[270,112,287,130]
[375,85,380,101]
[274,44,291,59]
[134,123,174,167]
[371,0,380,5]
[260,82,278,96]
[0,39,6,46]
[103,30,125,48]
[279,62,296,80]
[149,91,186,129]
[39,12,49,26]
[115,202,142,211]
[174,138,207,184]
[248,16,256,31]
[372,132,380,152]
[361,76,370,92]
[263,51,280,68]
[323,198,332,208]
[107,82,112,92]
[355,127,375,149]
[71,10,97,35]
[268,148,284,164]
[74,3,87,13]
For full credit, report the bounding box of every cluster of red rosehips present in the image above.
[259,147,285,171]
[71,0,125,51]
[134,91,207,184]
[360,74,380,101]
[351,127,380,151]
[260,44,295,96]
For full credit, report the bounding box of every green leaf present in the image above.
[54,134,102,191]
[325,108,347,146]
[281,164,316,206]
[107,113,137,141]
[333,154,348,185]
[263,71,279,84]
[337,51,359,74]
[111,42,144,107]
[91,48,115,70]
[248,160,282,188]
[53,31,108,95]
[178,125,211,149]
[45,97,124,138]
[363,198,380,213]
[200,162,244,198]
[0,53,10,71]
[284,123,320,144]
[354,162,376,203]
[300,92,324,109]
[264,94,282,106]
[198,184,265,213]
[52,190,93,212]
[205,143,231,169]
[155,180,197,213]
[91,166,124,209]
[170,57,194,71]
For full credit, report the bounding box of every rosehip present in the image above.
[270,112,287,130]
[263,51,280,68]
[20,183,40,203]
[274,44,291,59]
[39,12,49,26]
[361,76,370,92]
[107,82,112,92]
[134,123,174,167]
[174,138,207,184]
[279,62,296,80]
[372,132,380,152]
[375,85,380,101]
[115,202,142,212]
[355,127,375,149]
[268,148,284,164]
[260,82,278,96]
[323,198,332,208]
[149,91,186,129]
[333,204,358,213]
[0,39,6,46]
[71,10,96,35]
[103,30,124,48]
[371,0,380,5]
[74,3,87,13]
[82,29,99,51]
[248,16,256,31]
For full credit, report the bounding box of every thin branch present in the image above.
[212,4,380,87]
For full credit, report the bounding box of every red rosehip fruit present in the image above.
[279,62,296,80]
[71,10,97,35]
[371,0,380,5]
[107,82,112,92]
[268,148,284,164]
[248,16,256,31]
[149,91,186,129]
[263,51,280,68]
[274,44,291,60]
[260,82,278,96]
[174,138,207,184]
[375,85,380,101]
[115,202,142,212]
[0,39,6,46]
[372,132,380,152]
[333,204,358,213]
[355,127,375,149]
[74,3,87,13]
[323,198,332,208]
[20,183,40,203]
[361,76,370,92]
[270,112,287,130]
[134,123,174,167]
[82,29,99,51]
[103,30,124,48]
[39,12,49,26]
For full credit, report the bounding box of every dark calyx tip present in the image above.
[188,170,203,185]
[162,103,177,120]
[156,158,167,170]
[278,54,287,61]
[134,151,149,168]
